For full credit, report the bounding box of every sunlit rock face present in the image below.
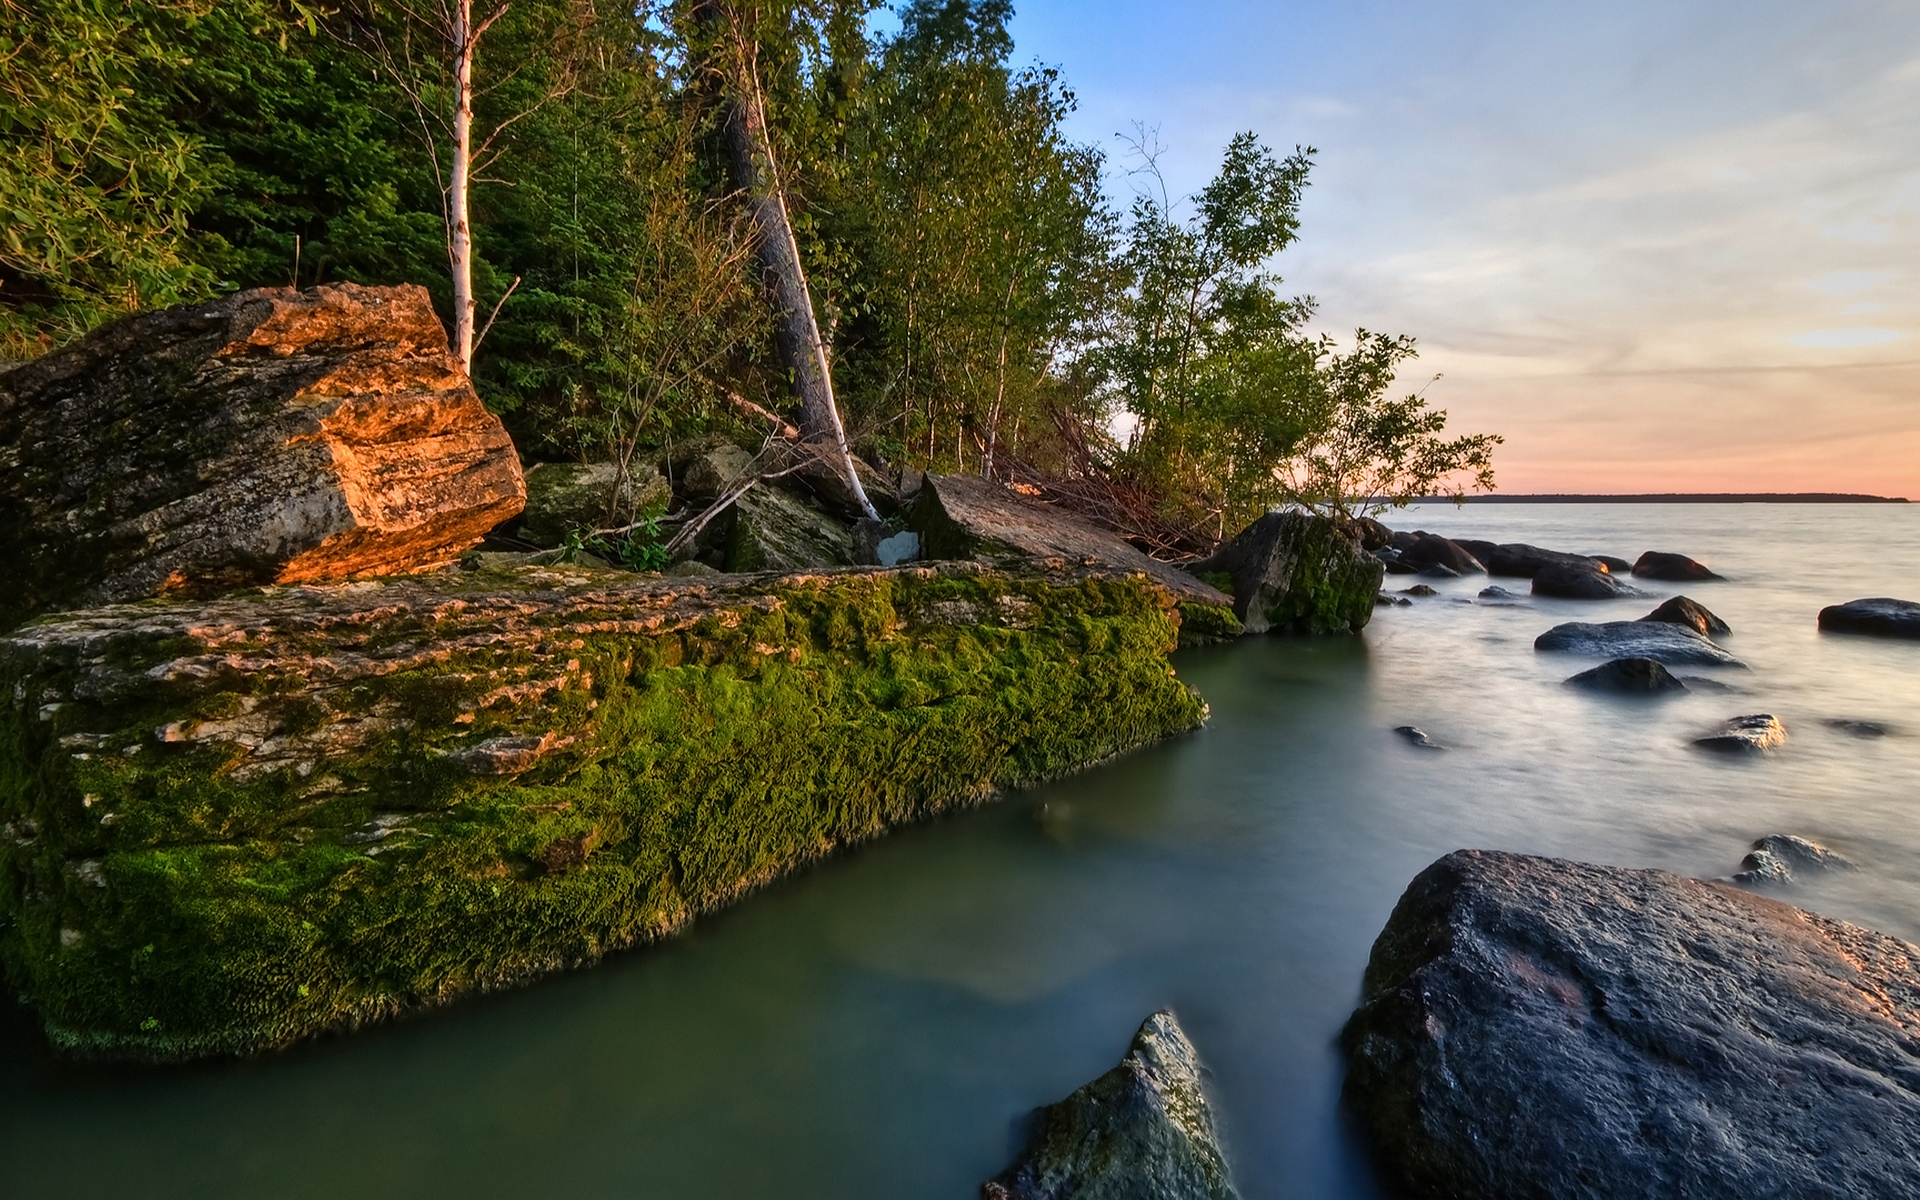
[0,282,524,627]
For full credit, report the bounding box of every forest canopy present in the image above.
[0,0,1497,544]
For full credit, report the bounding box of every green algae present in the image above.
[1,566,1207,1061]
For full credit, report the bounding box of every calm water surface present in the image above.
[5,504,1920,1198]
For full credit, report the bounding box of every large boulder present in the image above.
[1819,598,1920,639]
[1535,620,1745,666]
[0,283,525,627]
[1531,560,1638,600]
[1190,511,1384,635]
[723,486,854,572]
[908,474,1233,621]
[516,462,672,548]
[1343,849,1920,1200]
[984,1011,1239,1200]
[1480,543,1600,578]
[1393,532,1486,574]
[1632,551,1722,581]
[1639,595,1730,637]
[0,560,1206,1061]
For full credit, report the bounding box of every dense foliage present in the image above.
[0,0,1496,545]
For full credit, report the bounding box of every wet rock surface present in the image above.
[1731,834,1854,885]
[1694,713,1786,752]
[1531,561,1639,600]
[0,283,525,626]
[1343,849,1920,1200]
[1391,532,1486,575]
[1535,620,1745,666]
[1632,550,1722,581]
[983,1011,1238,1200]
[1478,543,1601,578]
[1563,656,1687,693]
[1395,726,1444,750]
[1639,595,1730,637]
[1188,511,1381,635]
[1477,585,1524,602]
[1819,597,1920,639]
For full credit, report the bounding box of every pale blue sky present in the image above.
[997,0,1920,493]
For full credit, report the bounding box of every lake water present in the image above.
[5,503,1919,1199]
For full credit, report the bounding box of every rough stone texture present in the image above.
[0,283,525,627]
[984,1011,1238,1200]
[1632,551,1723,581]
[1640,595,1731,637]
[1819,598,1920,640]
[1477,543,1601,578]
[667,438,755,502]
[1563,657,1687,693]
[723,486,855,572]
[909,474,1233,615]
[1392,532,1486,574]
[1732,835,1855,886]
[0,560,1208,1061]
[1535,620,1746,666]
[1343,849,1920,1200]
[1532,561,1639,600]
[516,462,671,548]
[1189,511,1383,635]
[1694,713,1786,752]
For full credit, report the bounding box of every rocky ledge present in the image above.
[1343,849,1920,1200]
[1,560,1212,1061]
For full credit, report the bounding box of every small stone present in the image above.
[1564,657,1687,693]
[1731,834,1855,885]
[1694,713,1786,753]
[1478,585,1524,601]
[1395,725,1444,750]
[1400,584,1439,597]
[1824,718,1892,737]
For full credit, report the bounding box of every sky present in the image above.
[998,0,1920,496]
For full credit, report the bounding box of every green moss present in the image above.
[0,567,1205,1061]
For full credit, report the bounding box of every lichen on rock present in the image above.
[0,560,1207,1061]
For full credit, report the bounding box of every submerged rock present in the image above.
[1189,511,1383,635]
[1531,561,1638,600]
[0,560,1209,1062]
[1563,656,1687,693]
[1694,713,1786,752]
[1477,585,1524,602]
[1534,620,1745,666]
[1375,592,1412,608]
[1638,595,1730,637]
[0,283,525,627]
[1632,550,1723,581]
[1824,717,1893,737]
[983,1011,1239,1200]
[1400,584,1440,597]
[1395,726,1444,750]
[1731,834,1855,885]
[1819,597,1920,639]
[1343,849,1920,1200]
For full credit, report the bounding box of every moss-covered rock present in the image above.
[516,462,671,548]
[1192,511,1383,635]
[0,561,1205,1061]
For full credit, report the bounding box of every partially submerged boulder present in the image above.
[1632,550,1722,581]
[1190,511,1383,635]
[984,1011,1238,1200]
[1819,597,1920,639]
[908,474,1235,636]
[1731,834,1854,885]
[1694,712,1786,753]
[1392,532,1485,575]
[1478,543,1600,578]
[1535,620,1745,666]
[0,560,1208,1061]
[0,283,525,627]
[1639,595,1729,636]
[1531,561,1638,600]
[1563,656,1687,693]
[516,462,671,548]
[1344,849,1920,1200]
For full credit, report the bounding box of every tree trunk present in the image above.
[449,0,477,372]
[706,11,877,521]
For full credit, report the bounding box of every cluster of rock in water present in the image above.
[6,284,1920,1198]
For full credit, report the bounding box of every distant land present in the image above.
[1450,493,1910,504]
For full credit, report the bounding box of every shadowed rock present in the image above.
[984,1011,1238,1200]
[1477,585,1524,602]
[1400,584,1439,597]
[1393,532,1485,575]
[1632,551,1722,581]
[1343,849,1920,1200]
[1824,718,1893,737]
[1587,555,1633,574]
[1187,511,1381,635]
[515,462,670,549]
[1731,834,1854,885]
[0,283,525,627]
[1479,543,1601,578]
[1532,561,1639,600]
[1695,713,1786,752]
[1535,620,1745,666]
[1395,726,1444,749]
[1819,598,1920,639]
[1564,657,1686,693]
[1639,595,1730,637]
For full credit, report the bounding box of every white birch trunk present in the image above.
[449,0,477,372]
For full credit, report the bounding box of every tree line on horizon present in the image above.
[0,0,1498,546]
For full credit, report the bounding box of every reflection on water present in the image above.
[4,505,1919,1198]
